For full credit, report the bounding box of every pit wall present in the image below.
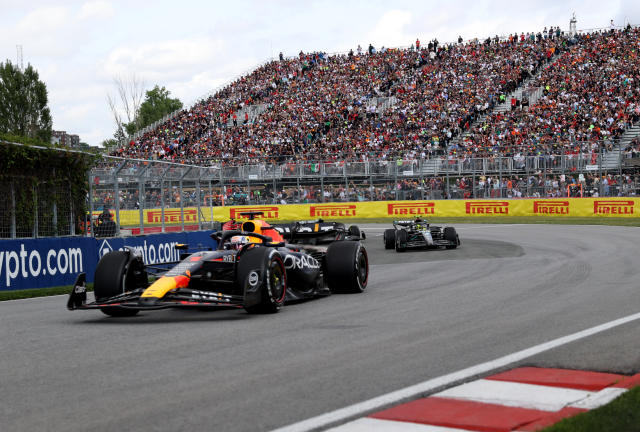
[112,198,639,226]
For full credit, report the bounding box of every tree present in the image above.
[101,138,118,150]
[125,85,182,135]
[107,74,146,141]
[0,61,52,142]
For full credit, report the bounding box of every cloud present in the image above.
[78,1,115,20]
[101,37,226,82]
[11,6,74,56]
[367,10,414,48]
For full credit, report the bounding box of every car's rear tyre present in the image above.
[395,230,407,252]
[348,225,361,238]
[383,229,396,249]
[94,251,140,317]
[241,248,287,314]
[444,227,459,249]
[325,241,368,293]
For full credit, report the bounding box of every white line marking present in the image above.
[434,379,592,412]
[327,418,471,432]
[271,311,640,432]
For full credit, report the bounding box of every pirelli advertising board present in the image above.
[103,198,638,227]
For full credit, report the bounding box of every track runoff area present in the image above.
[275,224,640,432]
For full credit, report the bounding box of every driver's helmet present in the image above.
[226,235,251,250]
[414,218,428,230]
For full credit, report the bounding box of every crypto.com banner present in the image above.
[0,230,217,291]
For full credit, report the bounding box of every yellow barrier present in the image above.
[97,198,639,227]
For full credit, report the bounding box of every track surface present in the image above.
[1,224,639,432]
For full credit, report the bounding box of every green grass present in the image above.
[0,283,93,301]
[542,386,640,432]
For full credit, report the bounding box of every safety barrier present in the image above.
[0,231,217,291]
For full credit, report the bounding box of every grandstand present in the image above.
[99,25,640,207]
[112,26,639,166]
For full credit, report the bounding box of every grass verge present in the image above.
[0,283,93,301]
[542,385,640,432]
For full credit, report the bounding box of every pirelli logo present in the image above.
[310,204,356,217]
[229,206,279,219]
[533,201,569,215]
[387,202,435,216]
[466,201,509,215]
[147,209,197,223]
[593,200,634,215]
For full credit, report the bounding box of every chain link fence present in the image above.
[0,176,76,239]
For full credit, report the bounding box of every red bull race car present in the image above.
[67,214,368,317]
[222,213,364,245]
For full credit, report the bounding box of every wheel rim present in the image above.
[269,258,286,303]
[356,248,368,288]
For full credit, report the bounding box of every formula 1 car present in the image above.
[272,220,365,245]
[67,215,368,317]
[223,212,364,245]
[383,218,460,252]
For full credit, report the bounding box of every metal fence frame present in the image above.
[2,145,638,239]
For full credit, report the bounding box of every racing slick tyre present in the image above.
[325,241,368,293]
[444,227,459,249]
[348,225,362,239]
[383,229,396,249]
[241,248,287,314]
[395,229,407,252]
[94,251,140,317]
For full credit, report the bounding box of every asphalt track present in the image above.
[1,224,639,432]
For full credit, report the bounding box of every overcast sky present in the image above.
[1,0,639,146]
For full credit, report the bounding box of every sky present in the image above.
[1,0,639,146]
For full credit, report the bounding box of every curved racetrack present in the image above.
[2,224,639,432]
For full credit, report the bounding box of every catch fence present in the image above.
[1,150,638,239]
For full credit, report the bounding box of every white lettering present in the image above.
[57,249,69,274]
[283,254,320,270]
[47,250,57,276]
[68,248,82,273]
[19,244,28,277]
[29,250,41,277]
[6,251,19,287]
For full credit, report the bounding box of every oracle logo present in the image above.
[533,201,569,215]
[465,201,509,215]
[147,209,197,223]
[229,207,279,219]
[593,200,634,215]
[387,202,435,216]
[310,205,357,218]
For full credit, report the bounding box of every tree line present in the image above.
[0,59,182,149]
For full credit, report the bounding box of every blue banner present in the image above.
[0,231,217,291]
[0,237,97,290]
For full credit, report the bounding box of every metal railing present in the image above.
[2,147,638,239]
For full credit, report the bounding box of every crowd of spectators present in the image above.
[102,26,640,213]
[113,28,568,165]
[454,27,640,159]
